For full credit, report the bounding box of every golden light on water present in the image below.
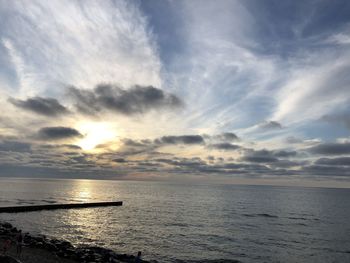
[72,179,94,201]
[76,122,117,151]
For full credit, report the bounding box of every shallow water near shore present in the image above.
[0,178,350,262]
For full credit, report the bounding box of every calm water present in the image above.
[0,178,350,262]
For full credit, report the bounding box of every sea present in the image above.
[0,178,349,263]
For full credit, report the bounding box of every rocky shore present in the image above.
[0,222,157,263]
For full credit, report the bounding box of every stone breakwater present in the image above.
[0,222,157,263]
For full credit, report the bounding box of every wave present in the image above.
[287,216,320,221]
[243,213,279,218]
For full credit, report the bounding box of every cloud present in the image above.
[8,97,69,116]
[273,57,350,125]
[155,135,204,145]
[241,149,279,163]
[273,150,297,158]
[113,138,159,157]
[0,0,162,96]
[270,159,305,168]
[242,155,279,163]
[321,112,350,130]
[214,132,239,141]
[69,84,183,116]
[258,121,282,130]
[151,157,281,176]
[155,157,206,167]
[37,144,82,151]
[308,142,350,155]
[122,139,148,147]
[0,140,31,152]
[285,136,304,144]
[326,33,350,45]
[208,143,241,151]
[315,157,350,166]
[113,158,127,163]
[38,127,83,140]
[302,164,350,177]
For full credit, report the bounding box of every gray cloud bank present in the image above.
[155,135,204,145]
[308,142,350,155]
[8,84,183,119]
[69,84,183,116]
[2,132,350,179]
[9,97,69,117]
[38,127,83,140]
[208,143,241,151]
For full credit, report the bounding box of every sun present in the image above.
[76,122,117,151]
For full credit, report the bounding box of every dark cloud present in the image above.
[38,127,83,140]
[243,155,279,163]
[273,150,297,158]
[148,157,284,176]
[156,135,204,145]
[38,144,82,150]
[270,160,306,168]
[122,139,148,147]
[214,132,239,141]
[155,157,206,167]
[241,148,299,163]
[0,140,31,152]
[114,139,159,157]
[113,158,127,163]
[302,164,350,177]
[322,113,350,130]
[68,84,183,115]
[207,155,215,161]
[9,97,69,116]
[315,157,350,166]
[258,121,282,129]
[0,163,126,179]
[241,149,279,163]
[308,142,350,155]
[208,143,241,151]
[285,136,303,144]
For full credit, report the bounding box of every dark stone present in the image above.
[56,251,65,257]
[44,242,58,252]
[0,255,21,263]
[2,222,13,229]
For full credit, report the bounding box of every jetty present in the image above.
[0,201,123,213]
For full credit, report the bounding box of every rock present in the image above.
[44,242,58,252]
[2,222,13,229]
[56,251,65,257]
[57,240,74,251]
[36,242,44,248]
[0,255,22,263]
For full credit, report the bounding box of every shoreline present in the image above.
[0,221,156,263]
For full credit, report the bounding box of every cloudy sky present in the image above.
[1,0,350,186]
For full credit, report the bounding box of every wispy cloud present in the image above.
[0,0,161,96]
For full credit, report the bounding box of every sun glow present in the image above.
[76,122,117,151]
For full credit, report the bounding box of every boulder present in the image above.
[2,222,13,229]
[0,255,22,263]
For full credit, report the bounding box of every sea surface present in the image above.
[0,178,349,263]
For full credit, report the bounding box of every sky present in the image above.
[1,0,350,187]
